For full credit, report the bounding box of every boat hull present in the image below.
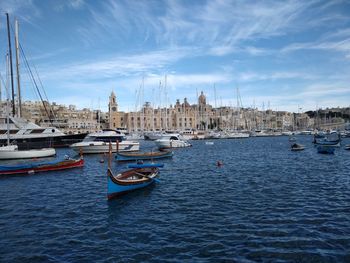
[0,158,84,175]
[70,141,140,154]
[107,168,158,199]
[0,133,87,149]
[116,151,173,161]
[0,148,56,160]
[317,145,336,154]
[155,140,192,149]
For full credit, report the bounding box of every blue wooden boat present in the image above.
[128,163,164,168]
[107,167,159,199]
[317,144,336,154]
[115,150,173,161]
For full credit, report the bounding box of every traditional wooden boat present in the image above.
[291,143,305,151]
[0,156,84,175]
[317,144,336,154]
[107,167,159,199]
[115,150,173,161]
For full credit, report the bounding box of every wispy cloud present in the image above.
[39,47,196,80]
[0,0,40,26]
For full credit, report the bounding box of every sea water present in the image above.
[0,136,349,262]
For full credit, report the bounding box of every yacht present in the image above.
[0,116,86,149]
[180,129,206,140]
[222,130,250,139]
[155,134,192,149]
[70,130,139,154]
[144,131,167,140]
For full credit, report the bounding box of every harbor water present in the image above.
[0,136,350,262]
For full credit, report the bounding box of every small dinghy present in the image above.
[291,143,305,151]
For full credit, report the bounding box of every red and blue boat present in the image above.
[0,157,84,175]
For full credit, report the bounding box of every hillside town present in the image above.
[1,91,349,135]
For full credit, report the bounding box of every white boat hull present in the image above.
[70,141,140,154]
[0,146,56,160]
[155,139,192,149]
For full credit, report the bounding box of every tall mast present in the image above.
[6,13,16,117]
[15,19,22,117]
[164,75,168,131]
[6,54,11,145]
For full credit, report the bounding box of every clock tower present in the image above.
[109,91,119,129]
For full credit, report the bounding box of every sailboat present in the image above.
[0,15,86,150]
[0,14,56,160]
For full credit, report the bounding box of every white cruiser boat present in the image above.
[222,131,250,139]
[0,145,56,160]
[70,130,139,154]
[155,134,192,149]
[0,116,86,149]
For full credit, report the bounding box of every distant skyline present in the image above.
[0,0,349,113]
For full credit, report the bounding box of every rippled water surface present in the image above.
[1,136,350,262]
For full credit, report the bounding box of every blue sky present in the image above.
[0,0,349,112]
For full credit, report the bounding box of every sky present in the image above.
[0,0,349,113]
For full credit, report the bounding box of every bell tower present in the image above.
[109,91,118,129]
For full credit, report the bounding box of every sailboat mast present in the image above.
[6,54,11,146]
[6,13,16,117]
[15,19,22,118]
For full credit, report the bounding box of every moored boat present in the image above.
[291,143,305,151]
[107,167,159,199]
[317,144,336,154]
[314,131,341,147]
[0,156,84,175]
[155,134,191,149]
[116,150,173,161]
[128,162,164,168]
[70,130,139,154]
[0,145,56,160]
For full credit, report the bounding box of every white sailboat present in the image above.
[0,14,56,160]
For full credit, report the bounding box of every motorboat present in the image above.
[180,129,206,140]
[143,131,166,140]
[222,131,250,139]
[0,144,56,160]
[70,130,139,154]
[0,116,86,149]
[155,134,192,149]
